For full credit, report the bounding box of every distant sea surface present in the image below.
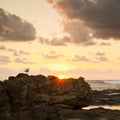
[87,80,120,90]
[86,80,120,110]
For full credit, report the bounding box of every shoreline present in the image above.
[83,105,120,110]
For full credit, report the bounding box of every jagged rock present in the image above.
[6,74,92,109]
[0,73,92,119]
[92,89,120,105]
[0,73,120,120]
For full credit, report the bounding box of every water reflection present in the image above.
[83,105,120,110]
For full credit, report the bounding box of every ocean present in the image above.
[85,80,120,110]
[87,80,120,90]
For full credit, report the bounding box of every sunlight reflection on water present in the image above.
[83,105,120,110]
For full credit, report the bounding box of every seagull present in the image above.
[24,68,30,73]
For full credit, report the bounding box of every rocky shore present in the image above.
[92,89,120,105]
[0,73,120,120]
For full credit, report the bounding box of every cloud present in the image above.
[7,48,19,56]
[96,56,108,62]
[96,52,105,56]
[63,20,95,46]
[39,20,95,46]
[15,57,35,64]
[0,55,10,64]
[95,52,108,62]
[0,8,36,41]
[0,45,6,50]
[72,55,90,62]
[19,50,30,55]
[42,51,64,59]
[7,48,16,52]
[99,42,111,46]
[39,36,69,46]
[48,0,120,43]
[70,53,108,63]
[7,48,30,56]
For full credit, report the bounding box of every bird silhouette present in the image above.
[24,68,30,73]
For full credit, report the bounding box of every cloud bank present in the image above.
[72,55,90,62]
[15,57,35,64]
[39,36,69,46]
[48,0,120,45]
[42,51,64,59]
[0,8,36,41]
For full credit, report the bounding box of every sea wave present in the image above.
[104,80,120,85]
[87,80,120,90]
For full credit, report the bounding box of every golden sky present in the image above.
[0,0,120,80]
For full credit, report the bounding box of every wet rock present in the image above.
[92,89,120,105]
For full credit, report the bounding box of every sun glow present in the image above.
[58,75,66,79]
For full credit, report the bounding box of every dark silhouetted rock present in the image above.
[92,89,120,105]
[0,73,120,120]
[0,82,10,120]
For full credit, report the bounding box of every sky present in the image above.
[0,0,120,80]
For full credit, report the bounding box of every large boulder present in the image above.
[45,76,92,109]
[0,73,92,119]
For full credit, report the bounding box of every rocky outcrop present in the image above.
[1,73,120,120]
[92,89,120,105]
[0,73,92,120]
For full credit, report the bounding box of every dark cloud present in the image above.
[48,0,120,43]
[0,45,6,50]
[0,8,36,41]
[39,20,95,46]
[42,51,64,59]
[63,20,95,46]
[15,57,35,64]
[72,55,90,62]
[39,36,69,46]
[0,55,10,64]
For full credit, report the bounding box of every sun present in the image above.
[58,75,66,79]
[58,74,69,79]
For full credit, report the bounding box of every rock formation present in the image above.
[0,73,92,120]
[0,73,120,120]
[92,89,120,105]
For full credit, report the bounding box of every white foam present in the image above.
[104,80,120,85]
